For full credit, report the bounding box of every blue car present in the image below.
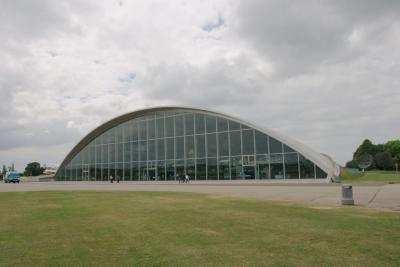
[4,171,20,183]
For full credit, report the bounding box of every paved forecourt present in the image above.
[0,181,399,212]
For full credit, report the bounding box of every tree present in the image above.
[353,139,382,160]
[2,165,7,175]
[384,140,400,158]
[374,151,394,170]
[24,162,45,176]
[345,160,357,168]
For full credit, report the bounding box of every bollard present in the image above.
[341,184,354,205]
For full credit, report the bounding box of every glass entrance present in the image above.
[243,165,255,179]
[82,164,89,181]
[242,155,255,179]
[148,169,156,180]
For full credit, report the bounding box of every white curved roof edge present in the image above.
[57,105,340,181]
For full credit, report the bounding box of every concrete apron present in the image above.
[0,182,399,212]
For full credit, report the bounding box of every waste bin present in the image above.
[341,184,354,205]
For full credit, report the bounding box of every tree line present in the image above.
[1,162,45,177]
[346,139,400,170]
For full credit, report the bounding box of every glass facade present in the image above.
[56,110,327,181]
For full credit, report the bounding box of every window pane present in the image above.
[230,156,242,179]
[166,160,175,180]
[299,155,315,179]
[175,137,184,159]
[205,115,216,133]
[165,117,174,137]
[284,153,299,179]
[269,137,282,153]
[242,130,254,155]
[124,162,131,181]
[156,118,164,138]
[123,123,130,142]
[284,144,295,153]
[196,135,205,158]
[185,114,194,135]
[139,120,147,140]
[241,124,251,130]
[132,142,138,161]
[139,141,147,161]
[186,159,195,179]
[230,131,241,156]
[131,122,138,142]
[148,119,155,139]
[108,129,115,144]
[117,143,123,162]
[207,133,217,157]
[185,135,195,159]
[270,154,284,179]
[109,143,116,163]
[132,162,139,181]
[90,145,95,165]
[175,115,184,136]
[103,164,109,181]
[166,138,174,159]
[195,114,205,134]
[255,131,268,155]
[229,120,240,131]
[176,159,184,177]
[123,142,131,163]
[256,155,269,179]
[148,140,156,160]
[101,145,108,164]
[139,162,147,180]
[219,157,230,180]
[316,166,327,178]
[95,164,102,181]
[218,132,229,157]
[116,125,123,143]
[217,118,228,132]
[207,158,217,180]
[157,139,165,160]
[157,161,165,180]
[96,145,102,164]
[116,162,123,181]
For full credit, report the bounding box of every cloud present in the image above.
[232,0,400,76]
[0,0,399,170]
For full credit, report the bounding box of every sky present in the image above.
[1,0,399,171]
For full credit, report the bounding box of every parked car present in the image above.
[4,171,20,183]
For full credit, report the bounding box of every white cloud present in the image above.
[0,0,399,170]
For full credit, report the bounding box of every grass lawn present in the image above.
[341,168,400,184]
[0,191,399,267]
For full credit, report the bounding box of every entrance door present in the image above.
[148,169,156,180]
[243,165,255,179]
[82,164,89,181]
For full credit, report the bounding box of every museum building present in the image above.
[54,107,340,182]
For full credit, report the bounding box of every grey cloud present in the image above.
[234,0,400,76]
[0,0,74,41]
[139,57,265,109]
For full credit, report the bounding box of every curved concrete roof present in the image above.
[56,106,340,181]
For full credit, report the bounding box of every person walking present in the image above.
[185,174,190,183]
[116,175,120,183]
[110,175,114,183]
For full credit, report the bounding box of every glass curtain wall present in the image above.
[56,110,327,181]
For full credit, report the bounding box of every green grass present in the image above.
[0,192,399,267]
[341,168,400,184]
